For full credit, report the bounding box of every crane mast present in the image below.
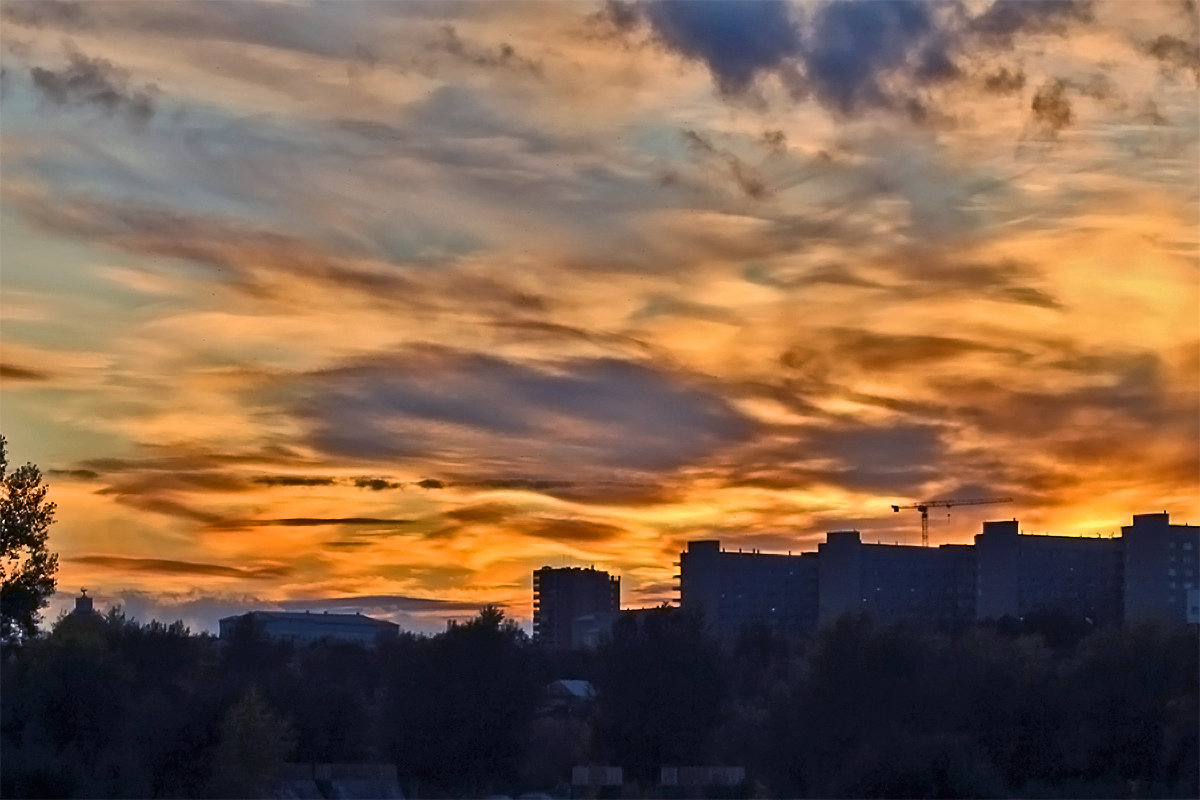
[890,497,1013,547]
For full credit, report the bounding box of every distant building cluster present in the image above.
[533,512,1200,648]
[683,512,1198,638]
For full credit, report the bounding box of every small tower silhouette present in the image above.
[73,588,95,616]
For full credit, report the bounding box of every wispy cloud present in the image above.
[2,0,1196,623]
[69,555,289,579]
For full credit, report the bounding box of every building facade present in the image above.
[679,540,818,639]
[1122,512,1200,623]
[218,611,399,646]
[818,531,977,628]
[974,520,1124,623]
[679,512,1199,635]
[532,566,620,650]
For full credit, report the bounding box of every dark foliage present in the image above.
[0,436,59,643]
[1,606,1196,799]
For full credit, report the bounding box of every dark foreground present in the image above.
[2,606,1196,799]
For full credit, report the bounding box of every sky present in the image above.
[1,0,1197,634]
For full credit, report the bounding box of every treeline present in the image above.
[1,606,1196,799]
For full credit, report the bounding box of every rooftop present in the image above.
[220,610,398,629]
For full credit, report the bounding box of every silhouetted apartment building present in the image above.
[1122,512,1200,623]
[533,566,620,650]
[679,512,1199,634]
[818,531,977,628]
[975,520,1123,622]
[679,540,818,639]
[218,611,398,646]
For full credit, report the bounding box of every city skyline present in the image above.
[2,1,1198,634]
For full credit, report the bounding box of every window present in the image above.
[1185,542,1194,550]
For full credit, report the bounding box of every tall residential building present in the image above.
[532,566,620,650]
[679,540,818,639]
[1122,512,1200,623]
[818,531,977,628]
[975,519,1124,623]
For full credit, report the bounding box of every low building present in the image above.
[660,766,746,788]
[218,610,398,646]
[541,679,597,717]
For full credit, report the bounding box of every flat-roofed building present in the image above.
[1122,512,1200,624]
[218,610,398,646]
[818,531,977,628]
[679,540,818,639]
[975,520,1123,623]
[678,511,1192,634]
[533,566,620,650]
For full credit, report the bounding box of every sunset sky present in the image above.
[1,0,1197,633]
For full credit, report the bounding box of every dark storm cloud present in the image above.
[1031,79,1073,133]
[644,0,801,95]
[0,363,50,381]
[802,0,949,114]
[614,0,1092,116]
[1146,34,1200,81]
[29,47,156,122]
[982,67,1026,95]
[950,351,1180,434]
[797,329,1025,372]
[252,475,338,487]
[70,555,289,579]
[803,423,945,492]
[891,258,1063,310]
[761,129,787,154]
[48,468,101,480]
[592,0,641,34]
[354,477,405,491]
[98,470,251,495]
[106,495,229,526]
[298,349,754,475]
[526,518,626,543]
[967,0,1092,47]
[446,502,521,524]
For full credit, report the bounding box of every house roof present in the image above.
[547,679,596,699]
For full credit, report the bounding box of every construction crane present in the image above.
[891,497,1013,547]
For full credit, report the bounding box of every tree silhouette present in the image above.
[1,435,59,643]
[207,686,294,798]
